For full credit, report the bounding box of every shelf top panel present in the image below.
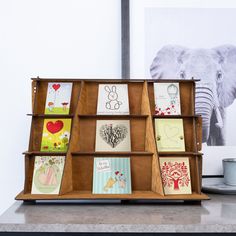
[31,78,200,83]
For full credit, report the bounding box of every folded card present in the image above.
[45,82,73,114]
[40,119,72,152]
[155,118,185,152]
[31,156,65,194]
[93,157,132,194]
[154,83,181,115]
[160,157,192,195]
[95,120,131,152]
[97,84,129,115]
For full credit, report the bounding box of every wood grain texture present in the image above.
[141,81,164,195]
[18,78,206,201]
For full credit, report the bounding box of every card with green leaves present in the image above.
[31,156,65,194]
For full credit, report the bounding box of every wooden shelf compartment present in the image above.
[77,117,147,152]
[158,154,203,195]
[153,116,199,153]
[77,80,149,116]
[71,154,154,195]
[32,79,81,115]
[148,80,196,116]
[27,116,73,152]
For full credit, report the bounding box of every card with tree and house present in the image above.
[40,119,72,152]
[97,84,129,115]
[44,82,73,114]
[95,120,131,152]
[155,118,185,152]
[92,157,132,194]
[154,83,181,115]
[160,157,192,195]
[31,156,65,194]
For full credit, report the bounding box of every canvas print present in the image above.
[45,82,72,114]
[155,118,185,152]
[142,7,236,147]
[95,120,131,152]
[40,119,71,152]
[154,83,181,115]
[31,156,65,194]
[92,157,132,194]
[160,157,192,195]
[96,84,129,115]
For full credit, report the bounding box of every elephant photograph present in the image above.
[142,7,236,148]
[150,45,236,146]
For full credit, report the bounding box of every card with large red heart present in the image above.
[40,118,72,152]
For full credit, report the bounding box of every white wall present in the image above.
[0,0,121,215]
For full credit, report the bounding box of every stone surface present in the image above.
[0,194,236,232]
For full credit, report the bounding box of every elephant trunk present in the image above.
[195,83,223,143]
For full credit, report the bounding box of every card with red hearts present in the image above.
[45,83,73,114]
[40,119,72,152]
[154,83,181,115]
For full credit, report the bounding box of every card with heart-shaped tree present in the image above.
[44,82,73,114]
[95,120,131,152]
[40,118,72,152]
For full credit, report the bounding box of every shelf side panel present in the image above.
[141,81,164,195]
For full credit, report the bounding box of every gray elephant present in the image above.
[150,45,236,146]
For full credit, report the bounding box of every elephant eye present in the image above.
[217,70,223,82]
[180,71,185,79]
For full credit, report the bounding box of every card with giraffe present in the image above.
[40,119,72,152]
[92,157,132,194]
[160,157,192,195]
[44,82,73,114]
[97,84,129,115]
[31,156,65,194]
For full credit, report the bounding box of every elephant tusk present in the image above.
[214,106,223,128]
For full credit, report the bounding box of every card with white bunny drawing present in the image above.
[97,84,129,115]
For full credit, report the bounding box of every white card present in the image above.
[95,120,131,152]
[154,83,181,115]
[97,84,129,115]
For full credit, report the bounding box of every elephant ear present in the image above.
[213,45,236,107]
[150,45,187,79]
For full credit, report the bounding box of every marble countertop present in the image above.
[0,194,236,233]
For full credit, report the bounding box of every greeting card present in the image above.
[155,118,185,152]
[97,84,129,115]
[95,120,131,152]
[160,157,192,195]
[31,156,65,194]
[40,119,72,152]
[45,82,72,114]
[154,83,181,115]
[92,157,132,194]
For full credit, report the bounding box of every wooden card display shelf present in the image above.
[16,78,209,202]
